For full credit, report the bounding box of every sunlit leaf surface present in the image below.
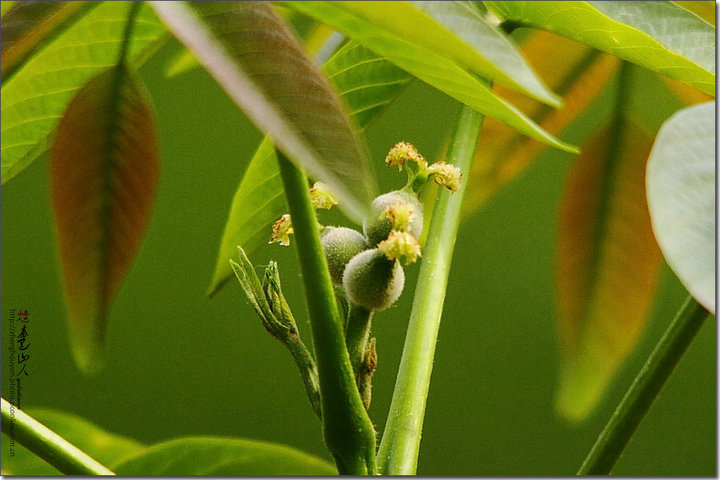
[208,42,412,296]
[487,1,715,95]
[114,437,336,475]
[1,408,143,475]
[1,1,166,184]
[554,119,661,421]
[646,102,715,314]
[150,1,377,222]
[281,1,576,152]
[51,66,159,374]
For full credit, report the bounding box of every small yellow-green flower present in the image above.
[381,202,415,233]
[269,214,293,246]
[385,142,426,170]
[427,161,462,192]
[309,181,338,210]
[378,230,422,264]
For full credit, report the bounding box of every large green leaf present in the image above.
[208,42,412,296]
[0,1,96,79]
[281,1,577,153]
[1,408,143,475]
[0,1,167,185]
[150,1,377,222]
[486,1,715,95]
[409,0,560,106]
[113,437,336,475]
[646,102,715,314]
[51,64,159,374]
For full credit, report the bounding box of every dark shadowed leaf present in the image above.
[150,1,376,221]
[646,102,715,314]
[1,1,166,185]
[208,42,412,296]
[487,1,715,95]
[0,1,96,79]
[51,65,159,374]
[1,408,143,475]
[113,437,336,475]
[554,119,661,422]
[280,1,576,153]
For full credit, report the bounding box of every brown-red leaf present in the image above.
[51,65,159,374]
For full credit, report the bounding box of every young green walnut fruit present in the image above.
[343,248,405,311]
[363,190,423,245]
[321,226,368,286]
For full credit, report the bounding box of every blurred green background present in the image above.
[1,35,715,475]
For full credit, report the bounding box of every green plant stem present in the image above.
[577,296,711,475]
[276,151,376,475]
[345,304,373,375]
[0,398,115,475]
[376,106,484,475]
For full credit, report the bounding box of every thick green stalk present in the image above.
[1,398,115,475]
[276,152,376,475]
[577,296,711,474]
[377,106,484,474]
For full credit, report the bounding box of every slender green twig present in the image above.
[276,151,377,475]
[0,398,115,475]
[376,106,484,474]
[577,296,711,475]
[345,304,373,375]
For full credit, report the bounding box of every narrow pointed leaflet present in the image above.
[51,65,159,374]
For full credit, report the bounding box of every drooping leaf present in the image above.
[464,31,619,215]
[281,1,577,153]
[0,1,97,79]
[1,408,143,475]
[409,0,560,107]
[150,1,377,222]
[51,65,159,374]
[289,1,559,106]
[113,437,336,475]
[1,1,167,185]
[672,1,716,25]
[554,118,662,422]
[646,102,715,314]
[486,1,715,95]
[208,42,412,296]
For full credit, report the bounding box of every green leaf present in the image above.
[208,42,412,296]
[646,102,715,314]
[324,41,413,130]
[1,1,167,185]
[113,437,337,475]
[1,408,143,475]
[555,117,662,422]
[281,1,577,153]
[51,65,159,374]
[486,1,715,95]
[0,1,97,79]
[409,0,561,106]
[150,1,377,222]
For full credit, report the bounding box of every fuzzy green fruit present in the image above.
[363,190,423,245]
[321,226,368,286]
[343,249,405,311]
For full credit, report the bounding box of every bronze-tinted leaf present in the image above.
[0,1,96,79]
[554,120,662,421]
[51,65,159,374]
[150,1,377,222]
